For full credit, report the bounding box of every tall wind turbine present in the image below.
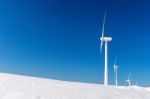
[100,10,112,86]
[113,57,119,86]
[126,73,131,86]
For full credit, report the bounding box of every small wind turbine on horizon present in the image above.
[126,73,131,86]
[113,56,119,86]
[136,81,138,86]
[100,10,112,86]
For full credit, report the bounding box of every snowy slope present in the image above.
[0,73,150,99]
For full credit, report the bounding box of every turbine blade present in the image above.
[100,10,107,54]
[102,10,107,37]
[100,40,103,54]
[114,56,117,65]
[114,65,115,72]
[114,65,116,77]
[128,72,131,80]
[113,56,117,73]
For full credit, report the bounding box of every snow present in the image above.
[0,73,149,99]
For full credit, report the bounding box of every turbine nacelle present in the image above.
[126,79,131,82]
[100,37,112,42]
[114,65,119,68]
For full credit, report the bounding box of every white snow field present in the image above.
[0,73,150,99]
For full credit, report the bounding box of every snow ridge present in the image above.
[0,73,149,99]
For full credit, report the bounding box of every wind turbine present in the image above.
[136,81,138,86]
[100,10,112,86]
[113,57,119,86]
[126,73,131,86]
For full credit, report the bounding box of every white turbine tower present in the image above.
[113,57,119,86]
[126,73,131,86]
[100,10,112,86]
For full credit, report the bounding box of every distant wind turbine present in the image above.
[100,10,112,86]
[126,73,131,86]
[113,56,119,86]
[136,80,138,86]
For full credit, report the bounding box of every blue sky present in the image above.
[0,0,150,86]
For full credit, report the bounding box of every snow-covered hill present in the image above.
[0,73,150,99]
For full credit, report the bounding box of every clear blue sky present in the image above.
[0,0,150,86]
